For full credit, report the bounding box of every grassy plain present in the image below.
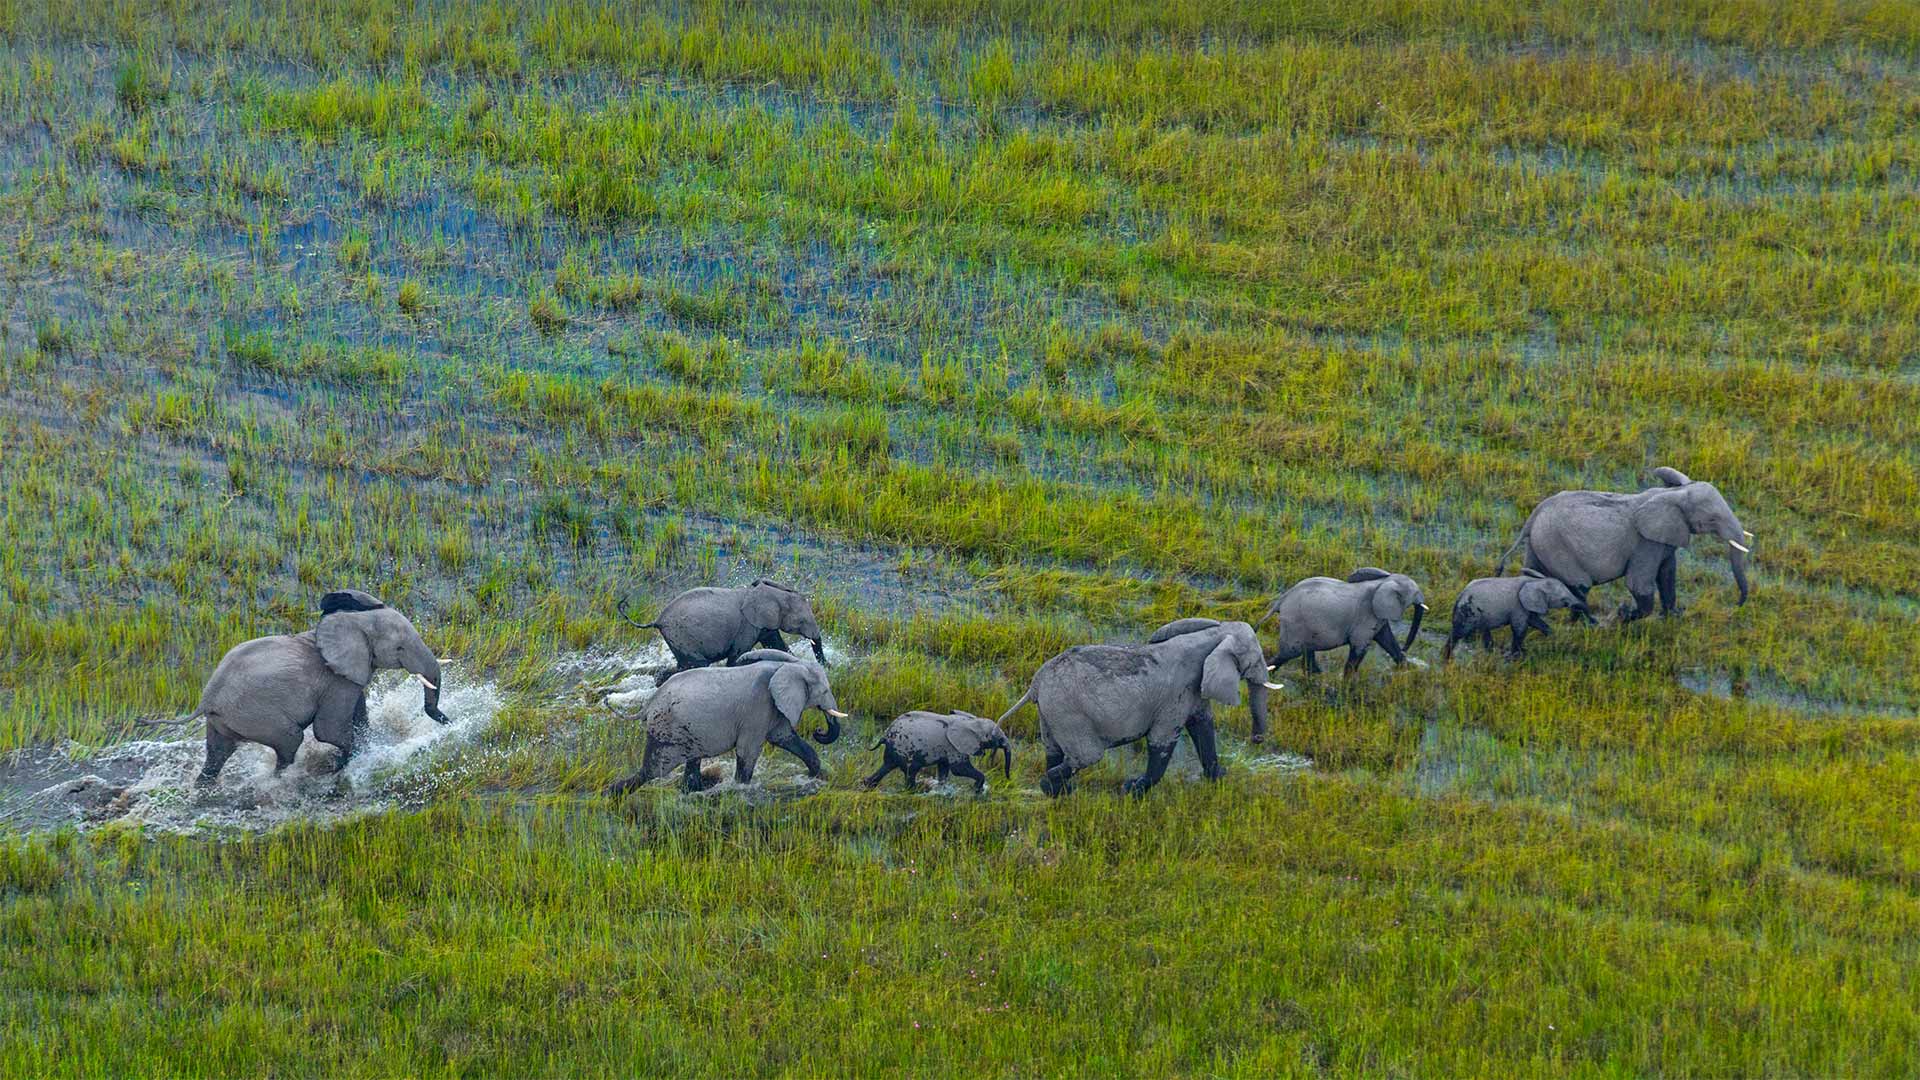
[1,0,1918,1073]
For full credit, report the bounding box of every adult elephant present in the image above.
[997,618,1280,797]
[606,649,847,794]
[620,579,827,682]
[178,590,448,785]
[1260,569,1427,674]
[1498,466,1752,623]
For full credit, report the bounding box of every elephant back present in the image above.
[198,633,336,718]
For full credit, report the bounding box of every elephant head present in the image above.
[1159,619,1280,744]
[1519,569,1583,616]
[746,579,827,663]
[1346,568,1427,650]
[763,653,847,745]
[947,711,1014,779]
[314,594,449,724]
[1636,467,1752,605]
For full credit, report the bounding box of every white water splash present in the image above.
[0,669,503,835]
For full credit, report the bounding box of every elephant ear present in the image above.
[1648,466,1692,488]
[1521,568,1548,580]
[1519,578,1554,615]
[1147,617,1218,643]
[1370,580,1411,622]
[1631,493,1691,548]
[320,589,385,615]
[1200,639,1243,707]
[315,613,374,685]
[737,648,800,664]
[1346,567,1392,583]
[742,583,783,631]
[769,663,810,729]
[943,717,989,758]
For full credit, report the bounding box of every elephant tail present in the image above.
[616,596,659,631]
[995,687,1034,728]
[1496,511,1534,574]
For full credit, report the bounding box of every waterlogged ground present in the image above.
[4,0,1920,1074]
[0,670,503,833]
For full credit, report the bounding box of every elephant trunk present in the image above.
[404,650,450,725]
[1729,543,1750,606]
[999,739,1012,780]
[813,709,842,747]
[1245,678,1271,744]
[810,637,827,664]
[1402,603,1426,652]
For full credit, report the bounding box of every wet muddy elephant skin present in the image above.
[191,590,448,785]
[607,651,848,795]
[1498,466,1752,623]
[621,579,827,681]
[997,619,1280,798]
[1261,568,1427,675]
[863,711,1012,793]
[1442,570,1584,661]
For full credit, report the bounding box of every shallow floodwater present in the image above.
[0,670,502,834]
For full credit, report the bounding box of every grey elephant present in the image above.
[174,590,448,785]
[997,618,1280,797]
[621,579,827,681]
[606,649,847,794]
[1441,569,1586,661]
[1498,466,1752,622]
[1260,569,1428,674]
[862,710,1012,793]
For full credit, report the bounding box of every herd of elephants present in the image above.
[168,467,1752,797]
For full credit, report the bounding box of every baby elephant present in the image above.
[863,711,1012,793]
[1442,569,1587,661]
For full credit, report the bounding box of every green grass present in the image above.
[0,0,1918,1074]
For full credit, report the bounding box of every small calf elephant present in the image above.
[621,579,827,682]
[1261,568,1427,674]
[606,649,847,795]
[1442,569,1586,661]
[863,711,1012,793]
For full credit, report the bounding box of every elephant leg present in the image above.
[1657,551,1679,615]
[1620,548,1663,623]
[1527,614,1553,635]
[768,728,825,779]
[681,756,708,793]
[950,759,989,793]
[1441,631,1461,664]
[1372,626,1408,665]
[261,725,302,774]
[1123,740,1177,797]
[1040,760,1076,797]
[903,761,924,790]
[1481,628,1495,649]
[754,628,788,652]
[1187,712,1224,780]
[1303,651,1322,674]
[1343,644,1370,675]
[197,723,239,787]
[862,751,900,789]
[734,743,764,785]
[1507,621,1529,658]
[314,692,367,771]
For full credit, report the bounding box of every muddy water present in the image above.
[0,671,502,835]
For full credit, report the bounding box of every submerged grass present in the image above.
[1,0,1918,1074]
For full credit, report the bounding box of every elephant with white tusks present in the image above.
[620,579,827,683]
[1261,568,1427,675]
[607,649,847,795]
[159,590,449,786]
[997,618,1280,798]
[1497,466,1752,623]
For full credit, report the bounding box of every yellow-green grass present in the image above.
[1,0,1918,1073]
